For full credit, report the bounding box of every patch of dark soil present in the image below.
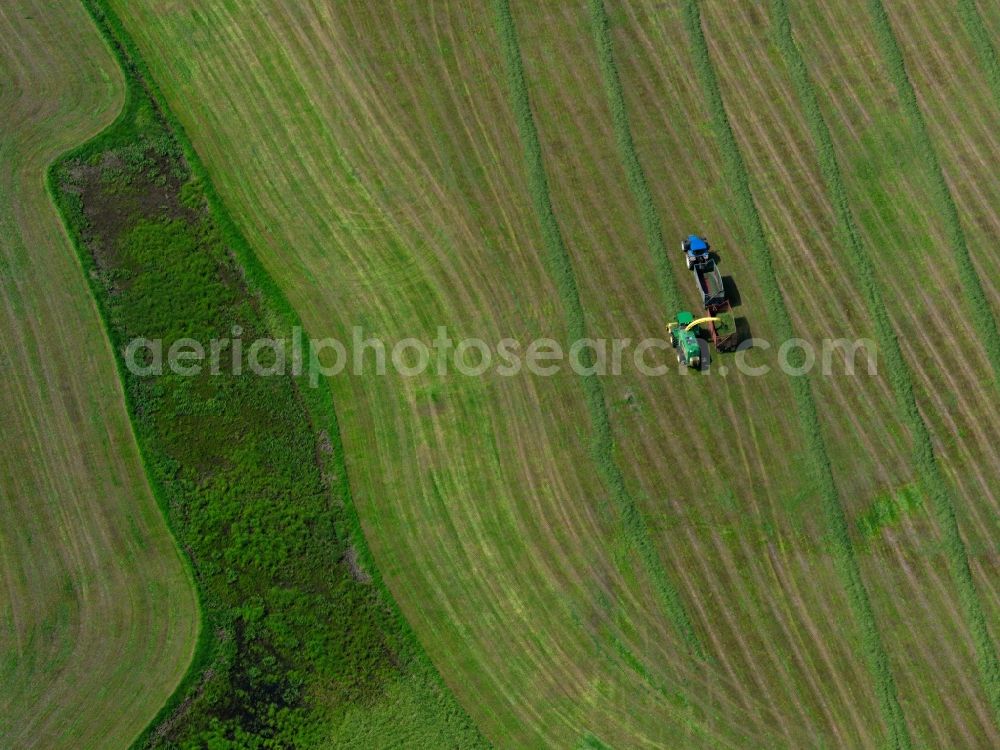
[343,545,372,584]
[64,145,199,274]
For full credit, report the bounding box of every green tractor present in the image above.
[668,311,704,369]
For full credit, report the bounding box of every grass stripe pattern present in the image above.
[493,0,703,656]
[821,0,1000,725]
[587,0,683,314]
[865,0,1000,388]
[772,0,1000,729]
[677,2,912,747]
[956,0,1000,110]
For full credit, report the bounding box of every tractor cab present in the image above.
[668,311,703,369]
[682,234,710,269]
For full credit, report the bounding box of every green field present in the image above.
[0,1,197,746]
[3,0,1000,747]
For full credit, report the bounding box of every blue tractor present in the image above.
[681,234,710,270]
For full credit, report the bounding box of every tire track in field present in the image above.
[674,2,912,748]
[773,0,1000,730]
[493,0,703,657]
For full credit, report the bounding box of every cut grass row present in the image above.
[956,0,1000,109]
[886,0,1000,523]
[864,0,1000,388]
[855,0,1000,722]
[779,2,1000,739]
[586,4,848,737]
[792,0,1000,567]
[678,2,911,747]
[772,0,1000,729]
[587,0,683,314]
[611,0,869,686]
[493,0,702,657]
[700,0,999,739]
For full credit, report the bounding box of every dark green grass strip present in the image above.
[576,732,614,750]
[587,0,683,314]
[771,0,1000,728]
[677,2,911,747]
[865,0,1000,388]
[956,0,1000,111]
[493,0,702,656]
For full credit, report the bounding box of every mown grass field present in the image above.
[93,0,1000,746]
[0,1,197,747]
[8,0,1000,747]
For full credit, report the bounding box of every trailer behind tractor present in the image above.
[682,235,738,352]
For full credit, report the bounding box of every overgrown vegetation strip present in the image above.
[587,0,683,314]
[493,0,702,656]
[864,0,1000,387]
[58,2,488,747]
[676,2,912,747]
[956,0,1000,110]
[773,0,1000,725]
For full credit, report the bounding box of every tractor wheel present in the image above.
[676,352,684,364]
[691,356,700,369]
